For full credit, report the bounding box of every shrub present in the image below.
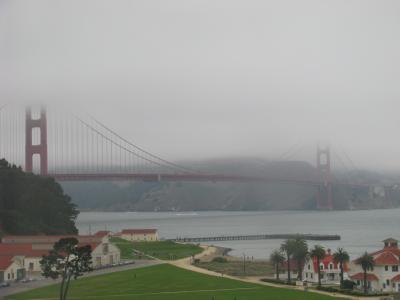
[212,257,228,263]
[261,278,296,286]
[342,280,355,290]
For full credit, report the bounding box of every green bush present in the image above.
[261,278,296,286]
[212,257,228,263]
[342,280,355,290]
[316,286,390,297]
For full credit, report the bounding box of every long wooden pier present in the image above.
[171,233,340,243]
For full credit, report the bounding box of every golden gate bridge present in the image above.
[0,104,393,210]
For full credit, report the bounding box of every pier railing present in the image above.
[171,233,340,243]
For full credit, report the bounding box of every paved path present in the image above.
[169,245,382,300]
[0,260,161,299]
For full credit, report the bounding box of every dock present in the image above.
[171,233,340,243]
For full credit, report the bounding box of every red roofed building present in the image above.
[349,238,400,293]
[120,229,159,242]
[303,249,348,284]
[0,255,25,283]
[0,232,121,278]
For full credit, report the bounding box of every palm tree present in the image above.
[333,248,350,288]
[270,250,285,280]
[292,237,308,280]
[356,252,374,295]
[309,245,326,287]
[280,239,296,283]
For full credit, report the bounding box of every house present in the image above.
[277,258,300,280]
[0,231,121,274]
[349,238,400,293]
[303,249,348,285]
[120,229,159,242]
[0,256,25,283]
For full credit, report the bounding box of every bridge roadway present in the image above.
[171,233,341,243]
[49,173,370,188]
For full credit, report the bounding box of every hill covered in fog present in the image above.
[61,158,399,212]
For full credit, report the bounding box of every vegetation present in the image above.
[110,237,202,260]
[280,239,297,283]
[40,238,93,300]
[316,285,389,297]
[292,237,308,280]
[309,245,326,288]
[355,252,375,294]
[270,250,285,280]
[212,256,228,263]
[9,264,344,300]
[198,260,274,277]
[0,159,78,235]
[333,248,350,288]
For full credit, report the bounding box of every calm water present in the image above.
[76,209,400,260]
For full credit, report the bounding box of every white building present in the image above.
[349,238,400,293]
[303,249,348,285]
[0,231,121,277]
[120,229,159,242]
[0,256,25,283]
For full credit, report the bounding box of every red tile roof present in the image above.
[391,274,400,282]
[374,251,399,265]
[350,273,379,281]
[0,244,49,258]
[0,242,99,258]
[121,229,157,234]
[310,255,348,272]
[0,256,14,271]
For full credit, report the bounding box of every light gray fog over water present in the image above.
[77,209,399,259]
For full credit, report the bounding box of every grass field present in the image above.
[111,238,203,260]
[198,260,275,277]
[8,264,342,300]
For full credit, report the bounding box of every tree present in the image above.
[0,159,78,235]
[292,236,308,280]
[355,252,374,295]
[280,239,296,283]
[270,250,285,280]
[333,248,350,288]
[40,238,93,300]
[309,245,326,287]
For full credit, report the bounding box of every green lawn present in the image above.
[198,260,275,277]
[9,264,343,300]
[111,238,203,260]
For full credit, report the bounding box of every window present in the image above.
[29,262,34,271]
[306,273,308,278]
[357,280,360,285]
[311,273,313,279]
[385,265,389,271]
[329,263,333,270]
[103,243,109,255]
[320,264,323,270]
[386,279,390,285]
[383,283,386,288]
[393,266,399,272]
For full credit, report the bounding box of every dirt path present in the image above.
[169,245,380,300]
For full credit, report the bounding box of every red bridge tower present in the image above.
[25,107,48,176]
[316,145,333,210]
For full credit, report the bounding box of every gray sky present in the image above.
[1,0,400,170]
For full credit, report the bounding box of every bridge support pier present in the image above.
[25,107,48,175]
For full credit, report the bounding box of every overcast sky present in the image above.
[1,0,400,170]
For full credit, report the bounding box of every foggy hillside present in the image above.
[61,158,400,212]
